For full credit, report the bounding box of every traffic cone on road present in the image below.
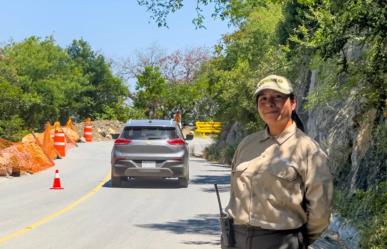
[50,169,63,190]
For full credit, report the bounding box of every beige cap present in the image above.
[254,75,293,98]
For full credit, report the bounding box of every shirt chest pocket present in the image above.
[260,160,301,198]
[231,162,253,197]
[267,161,298,182]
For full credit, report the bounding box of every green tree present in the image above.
[194,3,286,129]
[287,0,387,111]
[2,36,86,128]
[161,81,206,122]
[133,66,168,118]
[136,0,279,28]
[118,45,211,122]
[67,39,130,121]
[0,36,130,139]
[0,81,27,140]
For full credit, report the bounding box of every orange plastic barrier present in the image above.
[65,117,76,131]
[64,117,80,146]
[0,138,14,176]
[0,137,13,150]
[63,128,78,150]
[84,119,92,142]
[42,123,58,161]
[22,133,43,143]
[54,130,66,157]
[0,117,83,176]
[0,141,54,175]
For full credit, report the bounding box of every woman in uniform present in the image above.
[223,75,333,249]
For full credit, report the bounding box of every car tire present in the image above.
[111,176,122,187]
[178,177,189,188]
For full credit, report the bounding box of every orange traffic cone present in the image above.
[50,169,63,189]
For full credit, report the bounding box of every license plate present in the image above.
[142,161,156,168]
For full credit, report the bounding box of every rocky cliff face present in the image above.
[298,68,384,192]
[294,52,386,248]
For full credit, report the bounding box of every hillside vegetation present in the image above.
[0,38,130,140]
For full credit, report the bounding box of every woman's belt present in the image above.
[233,224,301,235]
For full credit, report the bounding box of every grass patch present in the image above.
[204,142,238,165]
[334,181,387,248]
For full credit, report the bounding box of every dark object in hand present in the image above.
[215,184,235,247]
[220,213,235,247]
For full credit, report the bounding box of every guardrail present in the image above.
[194,121,222,137]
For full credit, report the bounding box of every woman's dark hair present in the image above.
[291,111,305,132]
[289,94,305,132]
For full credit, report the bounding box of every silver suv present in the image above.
[111,119,193,187]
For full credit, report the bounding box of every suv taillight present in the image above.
[115,138,132,144]
[167,138,185,145]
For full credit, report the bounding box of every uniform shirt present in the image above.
[225,123,333,244]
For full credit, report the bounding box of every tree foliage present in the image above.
[132,64,207,122]
[0,37,129,140]
[119,45,210,84]
[134,66,168,118]
[195,2,286,130]
[137,0,285,28]
[67,39,130,120]
[0,81,27,140]
[286,0,387,111]
[119,45,211,122]
[1,36,86,129]
[137,0,229,28]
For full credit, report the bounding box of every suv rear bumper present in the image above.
[112,160,188,178]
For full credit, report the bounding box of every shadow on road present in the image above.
[201,184,230,193]
[192,176,230,192]
[191,174,230,185]
[103,178,184,189]
[182,240,220,246]
[137,214,221,236]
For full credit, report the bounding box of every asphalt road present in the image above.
[0,141,231,249]
[0,139,346,249]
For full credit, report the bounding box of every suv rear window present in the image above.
[122,126,178,140]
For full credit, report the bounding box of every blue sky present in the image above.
[0,0,232,59]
